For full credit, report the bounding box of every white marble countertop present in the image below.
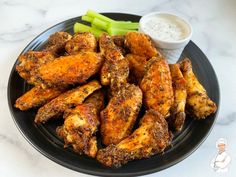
[1,0,235,176]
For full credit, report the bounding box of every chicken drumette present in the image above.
[56,90,105,158]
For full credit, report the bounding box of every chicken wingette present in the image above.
[126,54,147,83]
[169,64,187,131]
[140,57,174,118]
[16,51,55,85]
[100,83,142,146]
[125,32,161,59]
[99,33,129,94]
[179,58,217,119]
[44,31,72,56]
[15,86,66,111]
[97,110,172,167]
[56,90,105,158]
[35,80,101,124]
[35,52,103,87]
[65,32,97,55]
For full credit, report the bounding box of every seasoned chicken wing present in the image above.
[99,33,129,94]
[126,54,147,83]
[169,64,187,131]
[44,31,72,56]
[15,85,66,111]
[179,58,217,119]
[16,51,55,85]
[65,32,97,55]
[100,83,142,146]
[125,32,161,59]
[111,35,126,55]
[140,57,174,118]
[56,90,105,158]
[97,110,172,167]
[35,80,101,124]
[35,52,103,87]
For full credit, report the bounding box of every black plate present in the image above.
[7,13,220,177]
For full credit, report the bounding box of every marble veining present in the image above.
[0,0,235,177]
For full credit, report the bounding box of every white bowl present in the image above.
[139,12,193,63]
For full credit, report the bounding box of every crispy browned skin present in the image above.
[111,35,126,55]
[99,33,129,94]
[35,52,103,87]
[140,57,174,118]
[125,32,161,58]
[44,32,72,56]
[100,83,142,146]
[56,90,105,158]
[179,58,217,119]
[97,110,171,167]
[126,54,147,83]
[35,80,101,124]
[169,64,187,131]
[65,32,97,55]
[16,51,55,85]
[15,86,66,111]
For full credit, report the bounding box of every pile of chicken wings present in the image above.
[15,31,217,167]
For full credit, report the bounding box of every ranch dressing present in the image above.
[143,15,189,42]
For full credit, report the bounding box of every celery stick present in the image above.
[107,27,136,36]
[92,18,108,31]
[109,21,139,29]
[81,15,93,23]
[86,9,114,23]
[73,22,104,37]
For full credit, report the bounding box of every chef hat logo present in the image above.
[216,138,227,148]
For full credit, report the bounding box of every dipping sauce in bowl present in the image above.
[139,12,192,63]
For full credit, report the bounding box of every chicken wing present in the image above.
[97,110,172,167]
[44,31,72,56]
[56,90,105,158]
[35,80,101,124]
[125,32,161,59]
[15,85,66,111]
[99,33,129,94]
[169,64,187,131]
[100,83,142,146]
[111,35,126,55]
[126,54,147,83]
[35,52,103,87]
[140,57,174,118]
[179,58,217,119]
[65,32,97,55]
[16,51,55,85]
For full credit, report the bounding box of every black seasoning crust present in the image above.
[100,83,143,146]
[97,110,171,167]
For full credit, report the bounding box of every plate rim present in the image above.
[7,13,220,177]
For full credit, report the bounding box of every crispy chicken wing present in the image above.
[97,110,172,167]
[16,51,55,85]
[100,83,142,146]
[35,52,103,87]
[140,57,174,118]
[35,80,101,124]
[99,33,129,94]
[125,32,161,59]
[111,35,126,55]
[15,86,66,111]
[169,64,187,131]
[44,32,72,56]
[56,90,105,158]
[179,58,217,119]
[65,32,97,55]
[126,54,147,83]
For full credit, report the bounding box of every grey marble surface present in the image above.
[0,0,235,176]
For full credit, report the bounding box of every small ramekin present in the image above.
[139,12,193,63]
